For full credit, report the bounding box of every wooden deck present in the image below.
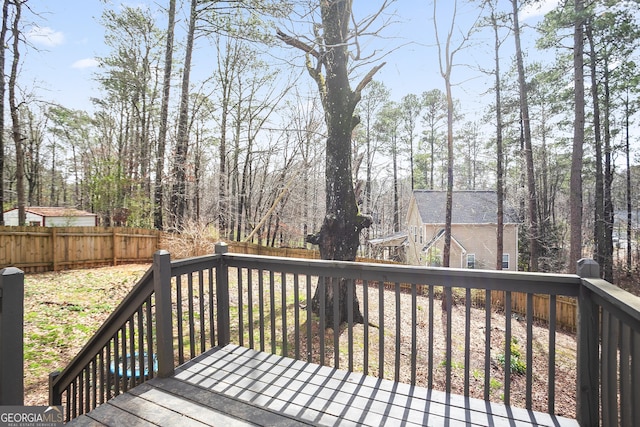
[68,345,578,427]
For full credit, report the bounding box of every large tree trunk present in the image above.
[624,93,632,274]
[9,0,24,225]
[512,0,540,271]
[392,134,399,233]
[279,0,382,328]
[154,0,176,230]
[170,0,196,229]
[491,8,504,270]
[443,79,454,268]
[586,21,605,275]
[0,1,8,225]
[216,37,235,239]
[602,55,614,283]
[307,44,368,324]
[569,0,585,274]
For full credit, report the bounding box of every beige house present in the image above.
[406,190,519,270]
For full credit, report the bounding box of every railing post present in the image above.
[576,258,600,426]
[0,267,24,405]
[215,242,230,347]
[48,372,61,406]
[153,250,174,378]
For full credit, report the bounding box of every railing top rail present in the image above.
[581,276,640,332]
[222,253,581,296]
[169,253,221,277]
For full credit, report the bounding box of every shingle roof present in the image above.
[369,231,408,246]
[20,207,96,217]
[413,190,519,224]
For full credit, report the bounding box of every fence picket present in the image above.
[0,226,160,272]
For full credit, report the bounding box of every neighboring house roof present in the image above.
[369,231,408,247]
[412,190,519,224]
[4,207,96,217]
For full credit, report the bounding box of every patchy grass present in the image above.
[23,264,150,406]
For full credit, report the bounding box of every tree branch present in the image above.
[276,29,320,58]
[357,213,373,230]
[352,62,386,106]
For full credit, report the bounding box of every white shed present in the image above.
[3,207,98,227]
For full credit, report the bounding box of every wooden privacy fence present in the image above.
[480,291,577,331]
[0,226,161,273]
[226,241,322,259]
[384,284,578,332]
[227,241,400,265]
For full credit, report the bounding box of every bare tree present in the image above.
[421,89,447,190]
[569,0,585,273]
[277,0,392,326]
[9,0,24,225]
[433,0,475,267]
[487,1,507,269]
[286,91,324,247]
[375,102,402,233]
[400,93,422,191]
[585,16,606,275]
[23,106,47,205]
[511,0,540,271]
[0,0,8,225]
[154,0,176,230]
[170,0,197,230]
[358,80,389,223]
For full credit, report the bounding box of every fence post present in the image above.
[215,242,230,347]
[51,227,58,271]
[153,250,174,378]
[576,258,600,426]
[0,267,24,405]
[112,228,118,266]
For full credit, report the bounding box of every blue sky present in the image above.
[21,0,558,114]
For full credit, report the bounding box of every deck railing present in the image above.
[576,260,640,426]
[48,243,640,426]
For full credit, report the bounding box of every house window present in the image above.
[419,227,423,244]
[502,253,510,269]
[467,254,476,269]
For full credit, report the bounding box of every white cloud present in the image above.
[72,58,99,69]
[27,26,64,47]
[520,0,560,21]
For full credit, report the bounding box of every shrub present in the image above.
[498,337,526,375]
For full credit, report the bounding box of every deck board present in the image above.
[68,344,579,426]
